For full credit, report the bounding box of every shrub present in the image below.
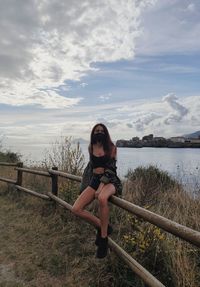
[42,136,85,202]
[0,150,21,163]
[125,165,179,206]
[42,136,85,175]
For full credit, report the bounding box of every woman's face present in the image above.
[94,125,105,135]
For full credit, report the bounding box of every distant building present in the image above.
[154,137,166,141]
[142,134,153,141]
[131,137,140,142]
[185,138,200,144]
[116,140,129,147]
[170,137,185,143]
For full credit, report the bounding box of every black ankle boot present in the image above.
[95,228,101,246]
[96,236,108,259]
[95,225,113,246]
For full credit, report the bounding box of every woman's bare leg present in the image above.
[72,186,101,228]
[97,184,116,237]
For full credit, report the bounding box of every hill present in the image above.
[183,130,200,139]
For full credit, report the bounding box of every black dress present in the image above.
[80,157,122,196]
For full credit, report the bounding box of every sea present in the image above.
[81,145,200,193]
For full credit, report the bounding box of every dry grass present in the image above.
[121,166,200,287]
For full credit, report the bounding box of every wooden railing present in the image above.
[0,162,200,287]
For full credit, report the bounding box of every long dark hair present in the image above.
[88,123,115,158]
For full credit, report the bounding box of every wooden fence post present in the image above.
[16,162,23,186]
[51,166,58,196]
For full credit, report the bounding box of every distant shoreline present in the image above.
[117,145,200,148]
[116,135,200,149]
[116,142,200,148]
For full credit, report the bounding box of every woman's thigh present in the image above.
[73,186,96,210]
[98,183,116,201]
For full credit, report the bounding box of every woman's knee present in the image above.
[98,193,108,207]
[98,184,115,206]
[72,204,82,216]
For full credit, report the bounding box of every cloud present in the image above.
[0,85,82,108]
[99,93,112,101]
[80,82,88,88]
[96,117,120,128]
[133,112,162,131]
[163,93,188,124]
[137,0,200,55]
[187,3,195,13]
[0,0,154,108]
[181,95,200,126]
[106,93,199,138]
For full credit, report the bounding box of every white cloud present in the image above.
[163,93,188,124]
[99,93,112,101]
[187,3,195,12]
[0,0,154,108]
[0,84,82,108]
[104,94,199,138]
[134,112,162,131]
[136,0,200,55]
[80,82,88,88]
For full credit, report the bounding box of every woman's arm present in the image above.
[99,145,118,184]
[111,145,117,159]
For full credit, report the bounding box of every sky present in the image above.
[0,0,200,160]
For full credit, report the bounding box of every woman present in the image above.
[72,123,122,259]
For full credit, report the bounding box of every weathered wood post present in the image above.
[51,166,58,208]
[51,166,58,196]
[16,162,23,186]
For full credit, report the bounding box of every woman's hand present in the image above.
[95,191,100,198]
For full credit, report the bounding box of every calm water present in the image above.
[80,145,200,192]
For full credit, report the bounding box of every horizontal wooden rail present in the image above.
[0,162,18,166]
[109,238,165,287]
[47,192,73,211]
[16,185,50,200]
[48,169,82,182]
[47,192,165,287]
[15,167,50,177]
[110,196,200,248]
[0,176,16,184]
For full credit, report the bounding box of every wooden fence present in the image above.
[0,161,200,287]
